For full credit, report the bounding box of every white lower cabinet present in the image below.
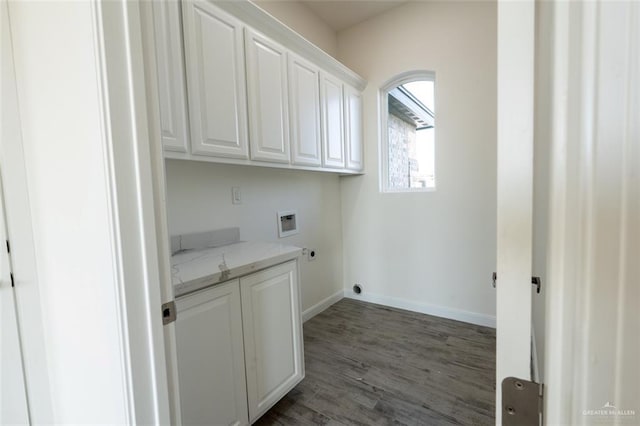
[240,260,304,423]
[175,260,303,425]
[175,279,249,426]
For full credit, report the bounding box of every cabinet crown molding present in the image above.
[215,0,367,92]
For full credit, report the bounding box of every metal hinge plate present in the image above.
[161,301,176,325]
[502,376,543,425]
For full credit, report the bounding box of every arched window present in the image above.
[380,71,436,192]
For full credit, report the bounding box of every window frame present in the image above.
[379,70,437,193]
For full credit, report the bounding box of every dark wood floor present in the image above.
[256,298,496,426]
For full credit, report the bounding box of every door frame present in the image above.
[543,1,640,423]
[90,1,173,422]
[139,1,183,423]
[3,0,173,422]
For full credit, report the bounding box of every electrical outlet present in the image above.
[231,187,241,204]
[307,248,317,261]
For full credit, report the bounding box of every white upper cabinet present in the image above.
[240,261,304,423]
[344,84,364,171]
[320,73,345,169]
[181,0,249,159]
[245,29,290,163]
[175,280,249,426]
[288,54,322,167]
[156,1,366,172]
[151,1,189,153]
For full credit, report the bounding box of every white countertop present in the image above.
[171,241,303,297]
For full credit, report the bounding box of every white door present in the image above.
[0,175,29,426]
[320,73,345,169]
[0,4,29,421]
[175,280,248,426]
[496,1,535,424]
[182,0,249,159]
[151,0,189,153]
[245,29,290,163]
[344,84,364,171]
[498,1,640,425]
[1,2,53,421]
[240,261,304,423]
[288,53,322,167]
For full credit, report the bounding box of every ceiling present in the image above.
[299,0,408,32]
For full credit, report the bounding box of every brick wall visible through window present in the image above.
[388,113,414,189]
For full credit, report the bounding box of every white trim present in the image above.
[213,0,366,92]
[344,290,496,329]
[531,325,540,383]
[90,2,134,422]
[164,151,363,176]
[544,2,640,424]
[91,1,170,423]
[302,290,344,322]
[139,2,183,422]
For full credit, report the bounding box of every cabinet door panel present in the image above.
[344,85,364,171]
[175,281,248,426]
[182,1,249,158]
[320,74,345,168]
[240,261,303,422]
[245,29,290,163]
[151,0,189,153]
[289,54,322,166]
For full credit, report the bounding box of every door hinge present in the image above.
[10,272,14,287]
[161,301,176,325]
[491,273,542,293]
[502,377,543,426]
[6,240,10,254]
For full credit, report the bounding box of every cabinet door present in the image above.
[320,73,345,168]
[245,29,290,163]
[175,280,249,426]
[240,261,304,423]
[182,1,249,159]
[151,0,189,153]
[344,85,364,171]
[288,54,322,166]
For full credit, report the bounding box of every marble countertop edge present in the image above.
[172,241,302,297]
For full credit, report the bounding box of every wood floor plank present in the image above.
[256,299,496,425]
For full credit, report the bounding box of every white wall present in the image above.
[252,0,338,57]
[8,1,129,422]
[165,160,344,312]
[7,2,171,422]
[337,1,498,325]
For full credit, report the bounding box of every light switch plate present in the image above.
[231,186,241,204]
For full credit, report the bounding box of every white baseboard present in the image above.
[343,290,496,328]
[302,289,344,322]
